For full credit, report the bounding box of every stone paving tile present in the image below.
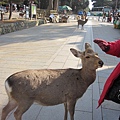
[75,89,92,112]
[98,76,108,83]
[48,62,65,69]
[63,59,80,69]
[93,100,102,120]
[93,82,100,101]
[102,101,120,110]
[53,55,68,63]
[102,108,120,120]
[75,111,92,120]
[36,105,64,120]
[0,94,8,112]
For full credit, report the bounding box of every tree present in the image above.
[72,0,89,12]
[47,0,59,11]
[5,0,36,20]
[3,0,23,20]
[9,0,12,19]
[111,0,120,9]
[53,0,59,10]
[24,0,29,6]
[40,0,49,9]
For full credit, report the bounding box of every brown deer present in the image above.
[1,43,103,120]
[78,18,88,29]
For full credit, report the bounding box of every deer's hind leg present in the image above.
[14,100,33,120]
[1,99,17,120]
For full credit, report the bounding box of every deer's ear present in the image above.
[70,48,82,58]
[85,43,92,49]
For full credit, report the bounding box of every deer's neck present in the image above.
[80,68,96,85]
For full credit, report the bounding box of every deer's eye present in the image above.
[86,56,90,58]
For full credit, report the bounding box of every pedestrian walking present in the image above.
[102,12,106,22]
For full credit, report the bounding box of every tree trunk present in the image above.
[48,0,53,10]
[70,0,73,7]
[1,12,3,21]
[61,0,65,6]
[9,1,12,20]
[54,0,59,10]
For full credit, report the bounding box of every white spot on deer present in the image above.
[5,80,12,93]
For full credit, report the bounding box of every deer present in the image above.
[1,43,103,120]
[78,18,88,30]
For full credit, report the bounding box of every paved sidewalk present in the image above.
[0,16,120,120]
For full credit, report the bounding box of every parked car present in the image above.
[78,11,83,15]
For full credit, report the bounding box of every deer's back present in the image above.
[78,20,84,25]
[78,19,88,25]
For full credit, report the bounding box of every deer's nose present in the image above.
[98,60,104,67]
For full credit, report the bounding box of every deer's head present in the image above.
[70,43,103,70]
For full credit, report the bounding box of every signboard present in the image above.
[32,4,36,15]
[30,4,36,19]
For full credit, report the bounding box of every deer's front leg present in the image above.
[64,102,68,120]
[68,100,76,120]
